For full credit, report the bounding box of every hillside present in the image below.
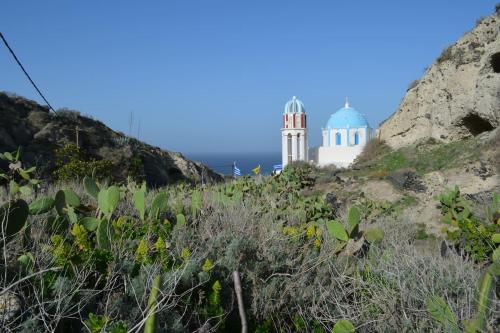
[1,6,499,333]
[379,6,500,148]
[0,92,222,185]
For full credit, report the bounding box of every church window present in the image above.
[354,132,359,145]
[287,134,292,163]
[335,132,341,145]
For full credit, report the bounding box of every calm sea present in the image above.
[185,152,281,176]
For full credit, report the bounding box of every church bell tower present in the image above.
[281,96,308,168]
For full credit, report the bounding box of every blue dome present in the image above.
[326,103,369,128]
[284,96,305,114]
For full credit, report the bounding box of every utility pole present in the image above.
[75,126,81,148]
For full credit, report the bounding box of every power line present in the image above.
[0,32,56,113]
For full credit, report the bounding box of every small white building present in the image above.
[281,96,308,168]
[280,97,374,169]
[316,100,374,167]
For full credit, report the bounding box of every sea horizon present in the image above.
[185,151,281,176]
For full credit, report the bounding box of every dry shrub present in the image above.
[180,193,486,332]
[354,138,391,167]
[314,165,338,185]
[492,128,500,174]
[437,45,454,64]
[1,171,494,332]
[407,79,419,91]
[367,169,388,179]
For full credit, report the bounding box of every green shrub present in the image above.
[352,138,481,180]
[0,157,491,332]
[0,148,40,197]
[53,143,113,181]
[128,154,145,182]
[436,186,499,262]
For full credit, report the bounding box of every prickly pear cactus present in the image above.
[28,197,55,215]
[150,192,168,220]
[83,176,100,199]
[133,183,146,220]
[0,199,29,244]
[55,189,81,216]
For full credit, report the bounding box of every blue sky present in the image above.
[1,1,497,153]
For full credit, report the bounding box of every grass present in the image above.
[350,137,483,180]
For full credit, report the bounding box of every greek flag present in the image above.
[233,163,242,177]
[273,164,283,172]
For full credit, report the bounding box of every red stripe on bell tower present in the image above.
[285,114,288,128]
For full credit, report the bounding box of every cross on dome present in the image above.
[325,98,369,128]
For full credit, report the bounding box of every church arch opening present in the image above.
[491,52,500,73]
[287,134,292,164]
[335,133,341,145]
[297,133,301,160]
[354,132,360,145]
[460,113,494,136]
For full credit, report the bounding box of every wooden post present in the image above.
[75,126,80,148]
[233,271,247,333]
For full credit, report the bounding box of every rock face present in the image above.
[0,92,222,185]
[0,291,22,323]
[379,8,500,148]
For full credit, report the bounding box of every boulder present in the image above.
[0,291,22,323]
[387,169,427,193]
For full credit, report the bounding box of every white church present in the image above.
[281,96,374,168]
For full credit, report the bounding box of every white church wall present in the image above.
[282,135,288,167]
[302,131,309,161]
[347,127,367,146]
[324,128,349,147]
[281,128,308,167]
[317,145,364,168]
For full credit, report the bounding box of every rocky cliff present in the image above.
[379,6,500,148]
[0,92,222,185]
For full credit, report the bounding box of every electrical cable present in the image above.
[0,32,56,113]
